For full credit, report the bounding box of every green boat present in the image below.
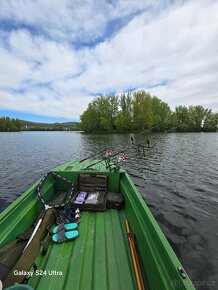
[0,160,195,290]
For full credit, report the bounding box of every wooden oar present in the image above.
[125,220,146,290]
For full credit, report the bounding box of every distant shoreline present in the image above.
[0,130,217,134]
[0,116,81,132]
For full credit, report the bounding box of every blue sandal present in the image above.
[52,229,79,243]
[53,223,78,234]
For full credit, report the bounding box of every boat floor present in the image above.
[29,209,137,290]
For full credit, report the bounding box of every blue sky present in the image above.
[0,0,218,123]
[0,109,76,123]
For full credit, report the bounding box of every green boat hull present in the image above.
[0,160,195,290]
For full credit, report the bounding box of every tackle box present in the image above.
[106,192,124,210]
[72,174,108,211]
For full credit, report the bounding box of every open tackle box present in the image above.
[72,173,124,211]
[72,174,108,211]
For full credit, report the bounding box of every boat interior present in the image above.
[0,160,194,290]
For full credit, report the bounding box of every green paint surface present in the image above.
[0,160,195,290]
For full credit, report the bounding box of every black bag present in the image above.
[72,174,108,211]
[106,192,124,210]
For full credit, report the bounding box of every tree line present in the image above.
[0,117,21,132]
[80,91,218,132]
[22,126,80,131]
[0,118,81,132]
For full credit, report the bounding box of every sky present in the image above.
[0,0,218,123]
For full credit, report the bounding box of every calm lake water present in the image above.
[0,131,217,289]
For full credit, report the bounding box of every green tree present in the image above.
[115,93,133,131]
[109,95,119,129]
[203,112,218,132]
[0,117,21,132]
[115,113,132,132]
[151,96,171,131]
[188,106,211,131]
[132,91,153,131]
[80,90,217,133]
[80,102,99,132]
[175,106,190,131]
[80,96,115,132]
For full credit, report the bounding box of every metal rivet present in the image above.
[178,266,186,279]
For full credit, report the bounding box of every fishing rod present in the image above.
[85,149,126,169]
[112,121,174,154]
[135,120,167,136]
[121,124,185,164]
[111,124,184,165]
[83,124,184,170]
[79,121,168,163]
[130,124,183,145]
[146,124,183,143]
[79,142,120,163]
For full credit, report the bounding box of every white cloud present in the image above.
[0,0,218,119]
[0,0,157,42]
[0,46,31,87]
[0,87,94,119]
